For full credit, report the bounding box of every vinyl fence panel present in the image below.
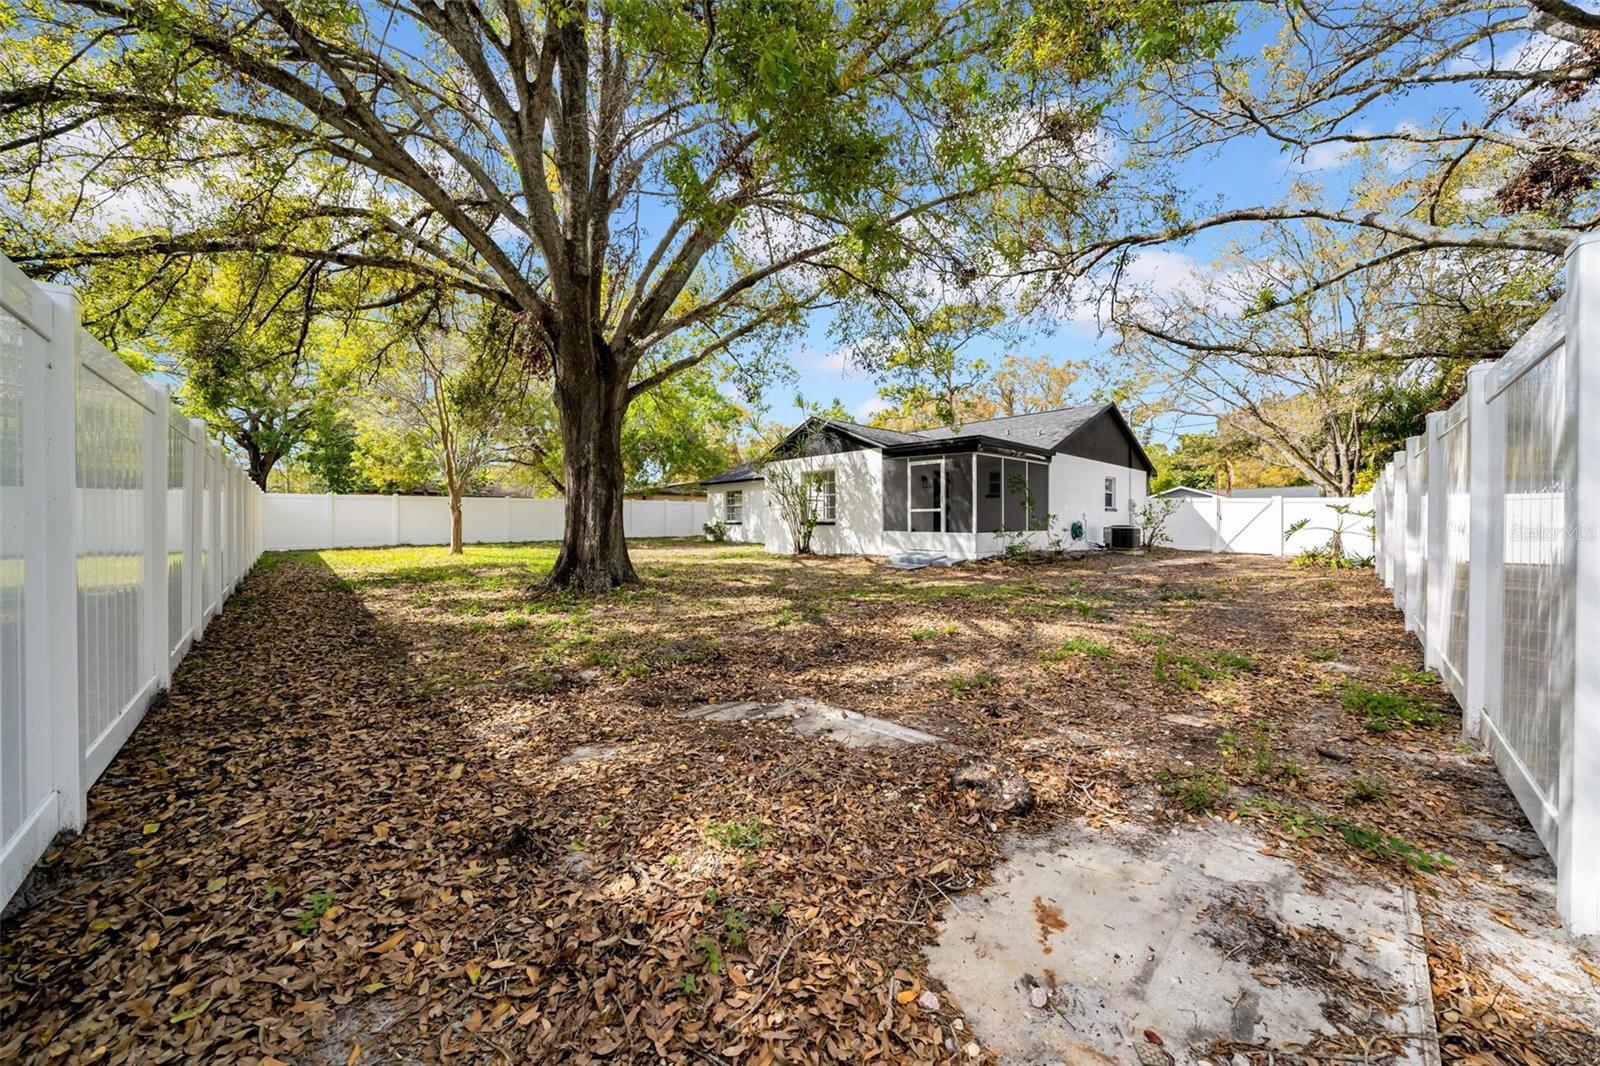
[1376,233,1600,933]
[261,493,707,550]
[1161,495,1373,558]
[0,254,262,912]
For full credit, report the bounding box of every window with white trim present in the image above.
[1103,476,1117,511]
[804,470,836,522]
[725,490,744,524]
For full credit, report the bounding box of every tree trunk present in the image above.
[545,365,636,592]
[247,450,279,490]
[449,490,464,555]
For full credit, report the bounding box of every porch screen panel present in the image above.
[881,457,908,531]
[945,455,974,533]
[1001,460,1027,531]
[975,455,1003,532]
[1027,462,1049,530]
[909,462,943,532]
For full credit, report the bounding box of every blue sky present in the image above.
[751,14,1531,445]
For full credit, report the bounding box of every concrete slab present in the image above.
[927,820,1439,1066]
[679,699,942,748]
[557,743,637,766]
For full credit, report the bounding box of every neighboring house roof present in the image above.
[1228,485,1322,498]
[627,481,707,499]
[701,403,1157,483]
[1154,486,1221,499]
[702,461,762,485]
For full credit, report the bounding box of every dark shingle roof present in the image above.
[913,404,1108,448]
[701,404,1146,484]
[819,419,927,447]
[701,462,762,485]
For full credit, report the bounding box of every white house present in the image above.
[702,404,1155,559]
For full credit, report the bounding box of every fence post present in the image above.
[1402,438,1422,631]
[145,383,170,690]
[1561,232,1600,934]
[327,491,337,550]
[1212,495,1223,553]
[1273,494,1286,556]
[209,443,223,618]
[390,493,401,545]
[38,285,85,830]
[1424,412,1448,670]
[1463,363,1499,741]
[1395,451,1408,605]
[188,419,205,639]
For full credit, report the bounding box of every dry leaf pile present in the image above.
[2,542,1596,1064]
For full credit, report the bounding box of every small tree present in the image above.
[365,322,504,555]
[762,464,823,555]
[1286,504,1375,569]
[1134,497,1182,549]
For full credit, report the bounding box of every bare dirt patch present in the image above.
[1,542,1595,1064]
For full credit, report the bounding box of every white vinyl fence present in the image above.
[1373,233,1600,934]
[260,492,708,551]
[1,253,263,911]
[1162,495,1374,558]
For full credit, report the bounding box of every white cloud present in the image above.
[854,396,891,420]
[801,339,878,378]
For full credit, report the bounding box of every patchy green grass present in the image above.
[1042,636,1112,661]
[1245,798,1452,873]
[947,670,998,695]
[1339,683,1444,732]
[1345,774,1390,804]
[1158,768,1230,813]
[705,817,770,851]
[1153,647,1259,691]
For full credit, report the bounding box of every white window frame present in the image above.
[1103,476,1117,511]
[804,469,837,523]
[725,489,743,524]
[908,458,945,532]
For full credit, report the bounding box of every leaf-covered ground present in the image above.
[2,541,1596,1064]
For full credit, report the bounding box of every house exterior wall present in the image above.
[1048,454,1149,546]
[711,449,1149,558]
[706,481,765,543]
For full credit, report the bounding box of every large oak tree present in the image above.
[2,0,1229,588]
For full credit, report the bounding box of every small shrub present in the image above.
[1339,683,1443,732]
[723,908,749,947]
[702,521,729,543]
[1158,768,1229,813]
[1043,637,1112,661]
[694,935,723,974]
[706,817,769,850]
